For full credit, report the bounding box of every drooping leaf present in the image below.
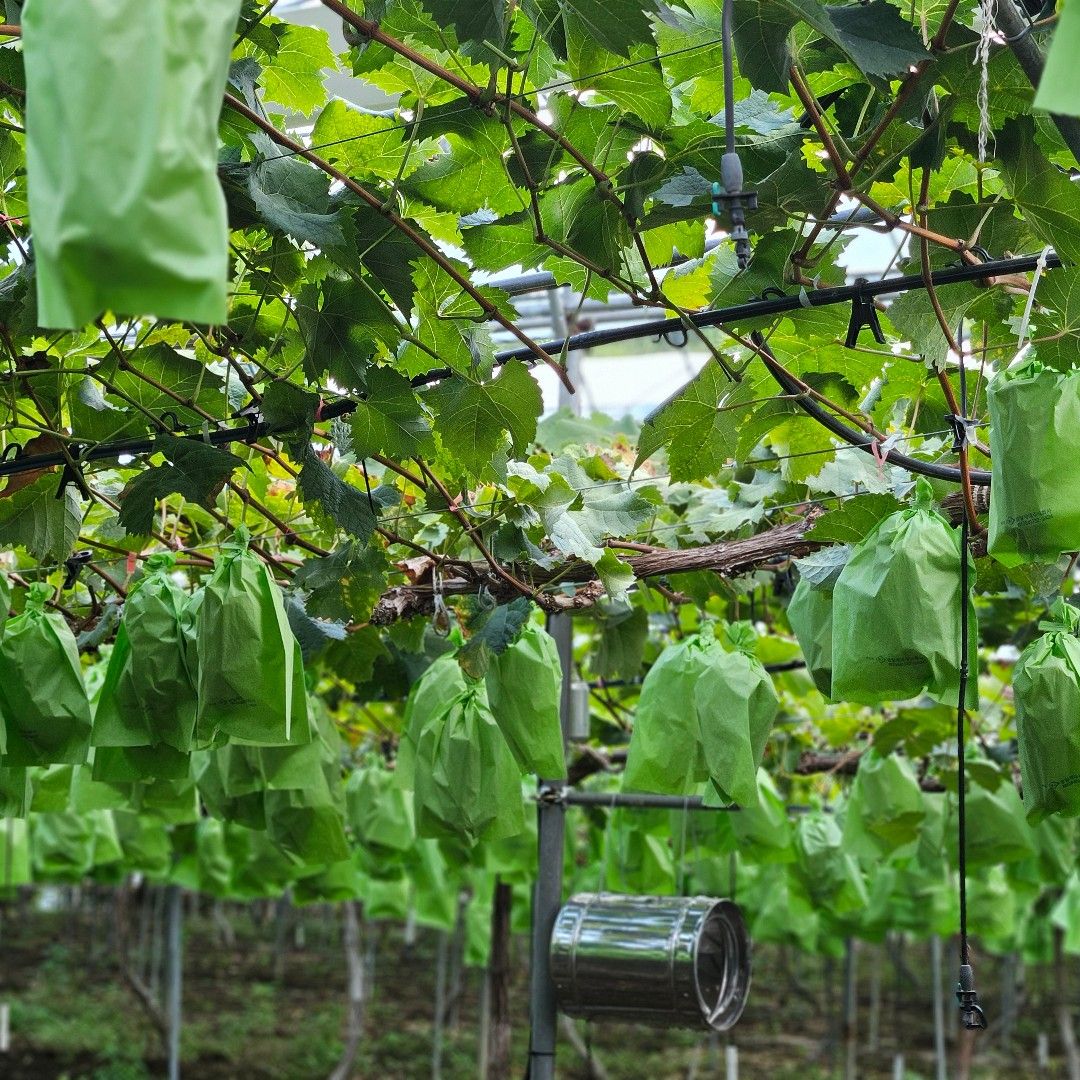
[998,118,1080,265]
[733,0,794,94]
[117,436,246,536]
[258,23,337,116]
[822,2,932,83]
[285,592,348,663]
[805,494,904,544]
[0,474,82,561]
[295,276,399,387]
[457,596,532,679]
[296,447,378,542]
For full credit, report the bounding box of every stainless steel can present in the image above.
[549,893,751,1031]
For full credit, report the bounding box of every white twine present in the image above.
[1016,244,1053,353]
[975,0,998,164]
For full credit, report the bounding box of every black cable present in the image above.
[954,321,986,1030]
[0,250,1059,482]
[754,334,992,486]
[495,251,1063,363]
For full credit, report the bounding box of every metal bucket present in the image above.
[549,893,751,1031]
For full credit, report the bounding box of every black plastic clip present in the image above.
[62,550,93,590]
[844,279,886,349]
[159,410,180,432]
[956,964,987,1030]
[56,444,83,500]
[947,413,978,453]
[0,442,22,463]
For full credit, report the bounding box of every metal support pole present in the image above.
[165,884,183,1080]
[552,790,737,811]
[528,613,573,1080]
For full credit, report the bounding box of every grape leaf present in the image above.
[117,436,245,536]
[0,474,82,561]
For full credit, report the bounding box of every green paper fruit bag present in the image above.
[624,623,776,802]
[843,749,925,855]
[396,654,469,789]
[0,583,91,765]
[347,759,416,854]
[831,479,977,706]
[1013,599,1080,822]
[485,622,566,779]
[622,628,716,794]
[987,360,1080,562]
[124,555,199,750]
[413,683,524,845]
[787,547,850,699]
[197,531,309,747]
[694,623,778,806]
[22,0,242,328]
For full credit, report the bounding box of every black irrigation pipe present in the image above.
[0,251,1058,482]
[758,341,993,487]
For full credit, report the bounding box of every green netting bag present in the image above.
[1013,600,1080,822]
[197,531,309,747]
[485,622,566,779]
[831,479,977,706]
[413,682,525,845]
[842,750,925,856]
[0,583,92,765]
[23,0,241,329]
[987,360,1080,562]
[787,548,850,699]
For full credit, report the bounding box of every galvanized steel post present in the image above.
[528,613,573,1079]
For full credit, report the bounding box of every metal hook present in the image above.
[431,570,452,637]
[1001,0,1054,43]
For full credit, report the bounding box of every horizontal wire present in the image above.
[252,35,726,166]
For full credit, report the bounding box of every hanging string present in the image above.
[976,0,998,163]
[954,320,987,1030]
[1015,245,1053,353]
